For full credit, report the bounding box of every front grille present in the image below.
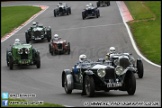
[34,31,41,37]
[87,10,92,14]
[105,68,116,80]
[59,7,63,12]
[21,54,28,59]
[57,43,63,49]
[119,57,130,69]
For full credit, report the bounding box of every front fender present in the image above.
[122,67,136,75]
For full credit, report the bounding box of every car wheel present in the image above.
[69,8,71,14]
[125,72,136,95]
[52,50,56,56]
[97,2,100,7]
[36,53,41,68]
[84,75,95,97]
[98,10,100,17]
[54,10,56,17]
[82,12,85,20]
[64,75,72,94]
[49,44,52,54]
[107,2,110,6]
[67,42,70,55]
[25,32,30,43]
[6,50,10,67]
[9,56,13,70]
[137,60,144,78]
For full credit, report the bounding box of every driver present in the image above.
[105,47,116,60]
[32,22,38,27]
[89,3,94,7]
[13,38,21,45]
[52,34,61,41]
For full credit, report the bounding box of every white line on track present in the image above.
[116,1,161,68]
[53,23,123,31]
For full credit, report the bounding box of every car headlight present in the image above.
[25,48,30,54]
[97,68,106,78]
[115,66,124,75]
[18,49,23,54]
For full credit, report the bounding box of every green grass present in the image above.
[2,98,64,107]
[1,6,41,37]
[125,1,161,65]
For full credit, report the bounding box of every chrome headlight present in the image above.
[25,48,30,54]
[18,49,23,54]
[97,68,106,78]
[115,66,124,75]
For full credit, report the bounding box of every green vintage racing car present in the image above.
[6,43,41,70]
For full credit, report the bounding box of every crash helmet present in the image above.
[59,2,62,5]
[32,22,37,26]
[109,47,116,53]
[79,54,87,62]
[14,38,20,44]
[53,34,59,40]
[89,3,93,6]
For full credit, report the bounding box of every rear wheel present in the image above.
[25,32,30,43]
[107,1,110,6]
[97,2,100,7]
[137,60,144,78]
[84,75,95,97]
[69,8,71,14]
[6,50,10,67]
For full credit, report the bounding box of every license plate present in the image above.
[107,82,122,88]
[35,38,41,40]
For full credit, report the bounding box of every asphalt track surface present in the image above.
[1,1,161,107]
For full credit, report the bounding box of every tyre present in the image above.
[51,50,56,56]
[69,8,71,14]
[35,53,41,68]
[107,1,110,6]
[6,50,10,67]
[25,32,30,43]
[84,75,95,97]
[98,10,100,17]
[64,75,72,94]
[137,60,144,78]
[125,72,136,95]
[67,42,70,55]
[49,44,52,54]
[97,2,100,7]
[82,12,85,20]
[54,10,56,17]
[9,56,13,70]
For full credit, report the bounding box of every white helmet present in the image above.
[89,3,93,6]
[32,22,36,26]
[14,38,20,44]
[53,34,59,39]
[79,54,87,62]
[109,47,116,53]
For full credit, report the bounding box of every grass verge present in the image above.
[2,98,64,107]
[1,6,41,37]
[125,1,161,65]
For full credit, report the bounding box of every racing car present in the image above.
[6,43,41,70]
[97,1,110,7]
[25,22,52,43]
[54,2,71,17]
[82,3,100,20]
[49,37,70,55]
[62,57,136,97]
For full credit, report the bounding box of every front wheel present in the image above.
[64,75,72,94]
[25,32,30,43]
[82,12,85,20]
[67,42,70,55]
[9,56,13,70]
[35,53,41,68]
[84,75,95,97]
[54,10,56,17]
[125,72,136,95]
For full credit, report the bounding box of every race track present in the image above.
[1,1,161,107]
